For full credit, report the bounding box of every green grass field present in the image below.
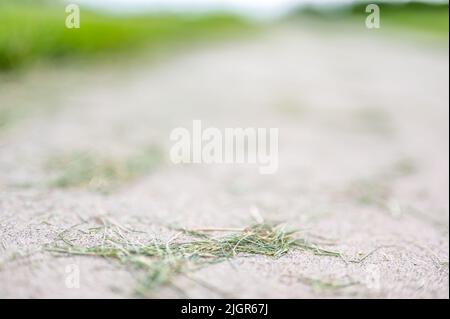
[0,1,247,71]
[292,1,449,37]
[2,1,447,72]
[352,1,448,36]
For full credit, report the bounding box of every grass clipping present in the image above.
[50,223,340,296]
[45,146,163,192]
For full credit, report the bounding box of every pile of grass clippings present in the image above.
[49,223,340,296]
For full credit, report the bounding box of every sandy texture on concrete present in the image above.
[0,25,448,298]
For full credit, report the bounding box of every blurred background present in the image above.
[0,0,448,72]
[0,0,449,298]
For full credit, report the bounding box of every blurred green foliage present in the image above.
[293,1,448,37]
[353,1,448,36]
[46,145,164,192]
[0,0,247,71]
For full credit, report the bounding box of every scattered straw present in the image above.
[48,223,340,296]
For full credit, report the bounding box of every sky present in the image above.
[72,0,446,18]
[72,0,357,17]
